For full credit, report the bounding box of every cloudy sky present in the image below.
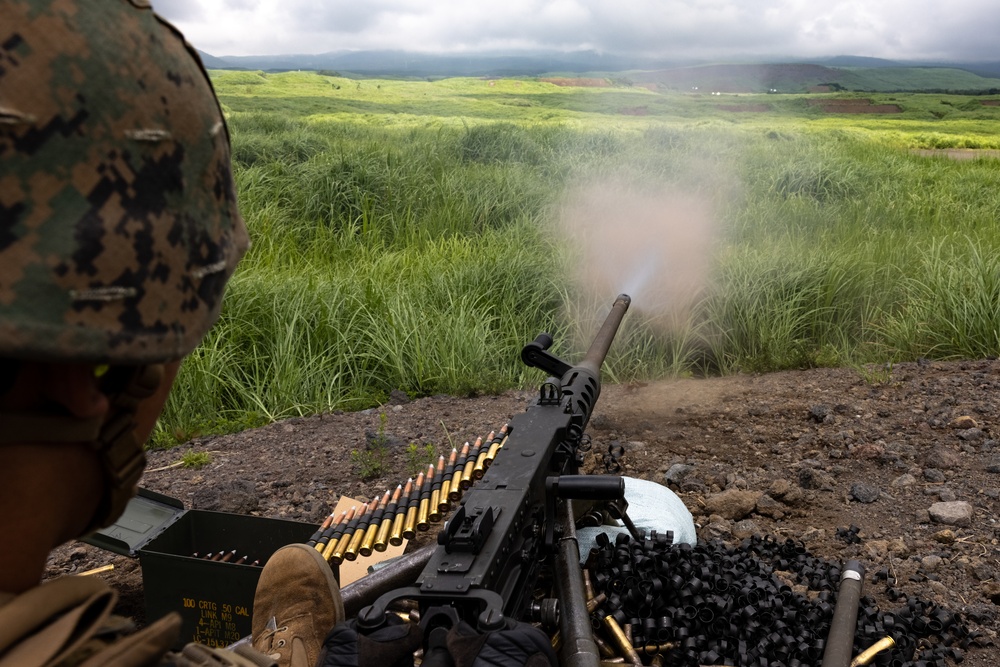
[152,0,999,63]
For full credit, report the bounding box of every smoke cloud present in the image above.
[555,178,719,332]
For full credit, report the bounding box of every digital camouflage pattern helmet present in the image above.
[0,0,249,365]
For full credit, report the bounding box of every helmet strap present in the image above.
[0,364,165,535]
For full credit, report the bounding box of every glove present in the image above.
[445,620,556,667]
[318,616,422,667]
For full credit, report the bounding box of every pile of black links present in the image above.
[586,533,989,666]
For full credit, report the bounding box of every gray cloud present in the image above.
[153,0,1000,63]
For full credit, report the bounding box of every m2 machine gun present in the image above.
[354,294,633,667]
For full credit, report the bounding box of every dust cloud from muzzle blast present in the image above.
[553,177,719,341]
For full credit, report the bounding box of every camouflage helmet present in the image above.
[0,0,249,365]
[0,0,248,534]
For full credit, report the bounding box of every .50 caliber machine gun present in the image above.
[352,294,634,667]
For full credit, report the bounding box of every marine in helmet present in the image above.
[0,2,342,665]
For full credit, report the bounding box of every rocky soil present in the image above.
[48,358,1000,665]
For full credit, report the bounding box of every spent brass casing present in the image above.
[650,654,665,667]
[850,637,896,667]
[641,643,676,656]
[603,615,642,666]
[586,593,606,613]
[593,634,616,659]
[583,569,596,601]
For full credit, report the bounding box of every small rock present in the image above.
[950,415,978,429]
[664,464,695,486]
[921,555,943,572]
[388,389,410,405]
[755,494,786,519]
[191,479,260,514]
[931,529,956,544]
[866,538,908,560]
[928,501,973,527]
[973,562,995,581]
[800,527,825,543]
[958,428,984,442]
[915,509,931,523]
[798,468,834,491]
[70,547,88,561]
[924,448,962,470]
[732,519,762,540]
[850,442,885,460]
[937,488,957,502]
[927,580,948,599]
[703,489,761,521]
[985,459,1000,474]
[923,468,946,483]
[769,478,794,497]
[892,473,917,487]
[701,519,733,541]
[850,483,880,504]
[808,405,830,423]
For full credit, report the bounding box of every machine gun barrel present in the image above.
[357,294,632,662]
[579,294,631,375]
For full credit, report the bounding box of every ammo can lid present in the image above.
[82,487,186,556]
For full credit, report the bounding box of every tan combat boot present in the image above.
[252,544,344,667]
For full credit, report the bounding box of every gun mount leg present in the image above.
[554,499,601,667]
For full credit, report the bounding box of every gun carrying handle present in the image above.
[552,475,624,500]
[545,476,625,550]
[521,333,571,378]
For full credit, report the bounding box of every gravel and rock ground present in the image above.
[48,359,1000,664]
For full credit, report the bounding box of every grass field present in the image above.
[153,71,1000,446]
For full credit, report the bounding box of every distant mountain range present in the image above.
[196,49,1000,92]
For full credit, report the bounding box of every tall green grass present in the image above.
[152,73,1000,445]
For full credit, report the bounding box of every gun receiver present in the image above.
[357,295,631,666]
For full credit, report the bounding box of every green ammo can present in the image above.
[83,487,319,649]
